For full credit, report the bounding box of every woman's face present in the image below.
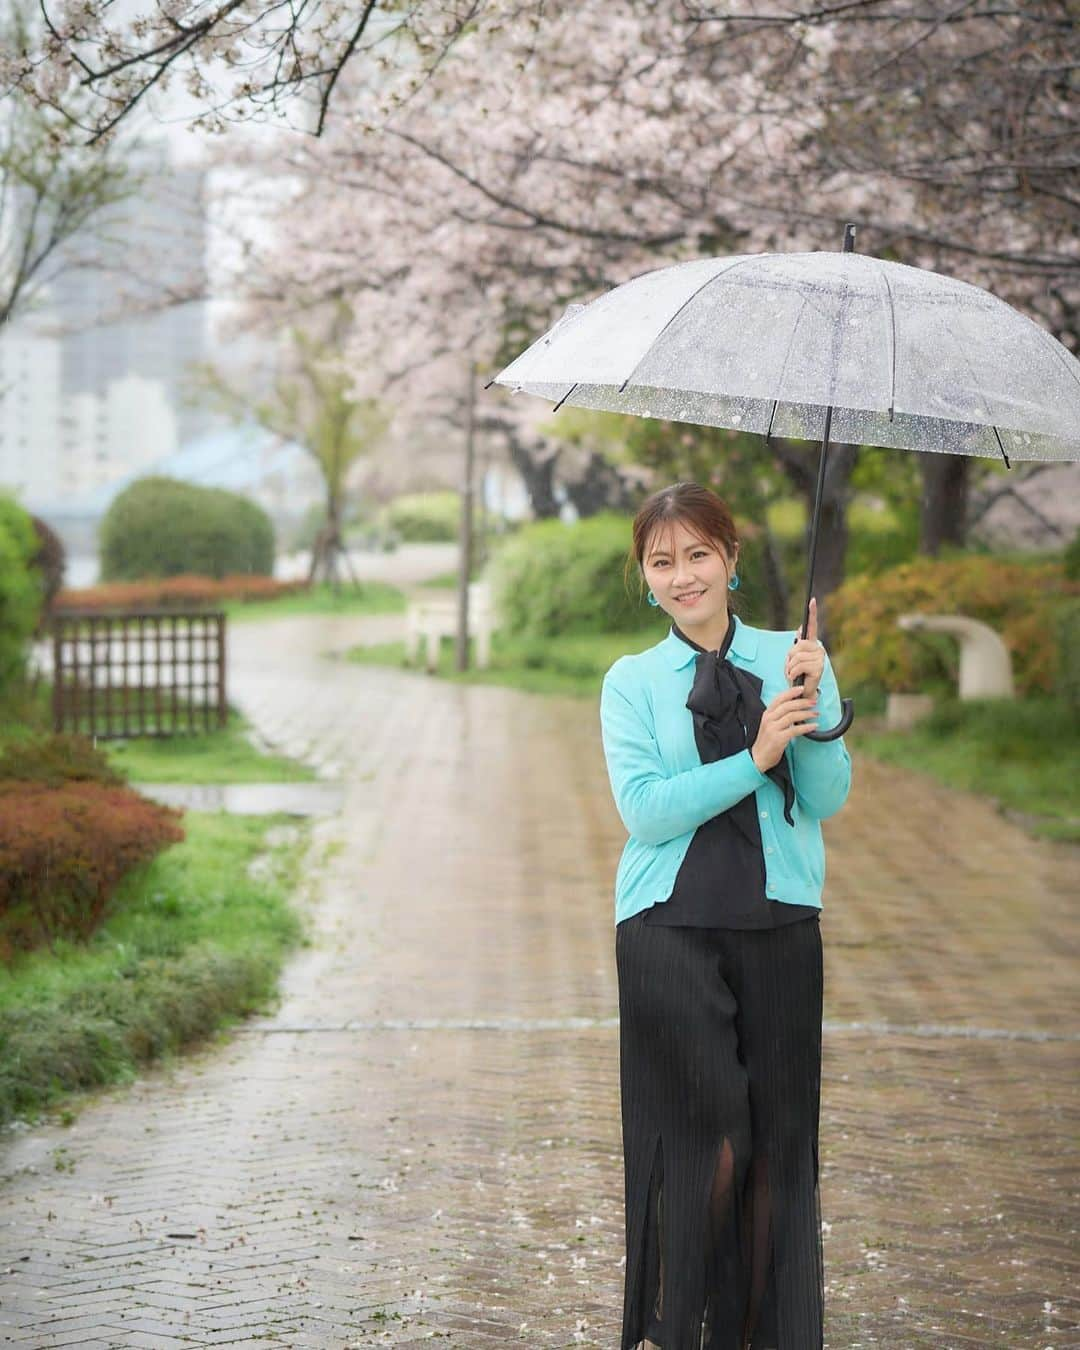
[641,518,738,629]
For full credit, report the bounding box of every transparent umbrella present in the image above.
[490,225,1080,739]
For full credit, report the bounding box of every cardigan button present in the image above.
[760,810,768,819]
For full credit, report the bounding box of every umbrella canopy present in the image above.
[493,250,1080,464]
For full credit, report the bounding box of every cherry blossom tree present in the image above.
[218,1,1076,606]
[0,6,134,327]
[6,1,543,144]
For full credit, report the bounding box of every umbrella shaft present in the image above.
[802,405,834,641]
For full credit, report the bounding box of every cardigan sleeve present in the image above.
[788,646,853,820]
[600,668,768,846]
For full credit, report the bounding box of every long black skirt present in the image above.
[615,910,824,1350]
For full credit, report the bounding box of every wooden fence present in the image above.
[50,610,228,740]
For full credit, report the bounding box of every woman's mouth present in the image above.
[675,589,706,605]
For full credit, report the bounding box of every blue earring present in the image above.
[728,574,740,591]
[647,590,660,607]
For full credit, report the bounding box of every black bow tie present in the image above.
[673,623,796,831]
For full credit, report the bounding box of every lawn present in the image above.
[103,707,319,784]
[849,696,1079,843]
[0,688,317,786]
[0,808,313,1126]
[222,578,406,622]
[0,678,322,1127]
[345,626,663,698]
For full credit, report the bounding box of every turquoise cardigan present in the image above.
[599,613,852,927]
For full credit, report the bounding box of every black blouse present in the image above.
[642,619,820,930]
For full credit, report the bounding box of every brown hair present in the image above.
[625,481,740,610]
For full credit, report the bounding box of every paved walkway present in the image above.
[2,613,1077,1348]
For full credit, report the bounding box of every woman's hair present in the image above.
[625,481,740,609]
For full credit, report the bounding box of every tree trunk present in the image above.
[918,453,970,555]
[760,525,790,631]
[562,450,636,517]
[503,427,562,519]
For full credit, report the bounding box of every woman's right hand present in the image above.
[751,686,819,772]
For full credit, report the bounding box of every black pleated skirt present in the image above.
[615,909,824,1350]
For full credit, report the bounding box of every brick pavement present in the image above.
[1,614,1077,1348]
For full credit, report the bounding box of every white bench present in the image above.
[405,581,494,671]
[896,613,1015,699]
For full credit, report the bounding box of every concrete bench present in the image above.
[889,612,1016,729]
[405,581,494,672]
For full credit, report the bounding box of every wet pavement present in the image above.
[1,611,1077,1348]
[131,782,346,817]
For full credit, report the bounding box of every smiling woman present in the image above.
[601,481,852,1350]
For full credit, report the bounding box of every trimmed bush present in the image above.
[99,476,275,582]
[0,494,43,694]
[1065,526,1080,582]
[0,780,186,958]
[830,555,1077,695]
[28,515,67,634]
[0,732,185,957]
[55,574,308,613]
[381,491,460,542]
[489,513,656,639]
[1054,598,1080,718]
[0,732,126,788]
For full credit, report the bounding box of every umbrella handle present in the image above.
[804,695,855,742]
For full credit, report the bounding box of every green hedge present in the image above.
[1055,597,1080,717]
[0,494,43,695]
[1065,526,1080,582]
[489,513,657,639]
[380,491,460,542]
[99,476,275,582]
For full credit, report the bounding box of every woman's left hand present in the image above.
[785,596,825,702]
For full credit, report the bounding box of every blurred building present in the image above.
[0,144,207,513]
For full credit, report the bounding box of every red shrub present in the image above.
[0,781,186,959]
[53,574,310,612]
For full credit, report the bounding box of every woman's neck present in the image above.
[676,609,733,655]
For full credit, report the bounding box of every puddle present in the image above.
[131,781,345,816]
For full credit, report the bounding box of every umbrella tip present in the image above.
[843,223,857,253]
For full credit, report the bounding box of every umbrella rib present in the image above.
[992,426,1011,470]
[616,255,763,395]
[769,294,811,419]
[871,258,898,422]
[552,382,579,412]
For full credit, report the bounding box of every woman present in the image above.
[599,482,852,1350]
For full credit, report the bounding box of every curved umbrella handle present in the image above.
[804,696,855,742]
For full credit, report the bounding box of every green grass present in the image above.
[417,570,462,589]
[851,696,1080,843]
[102,707,318,784]
[222,578,406,622]
[0,689,317,785]
[0,809,312,1126]
[346,627,664,698]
